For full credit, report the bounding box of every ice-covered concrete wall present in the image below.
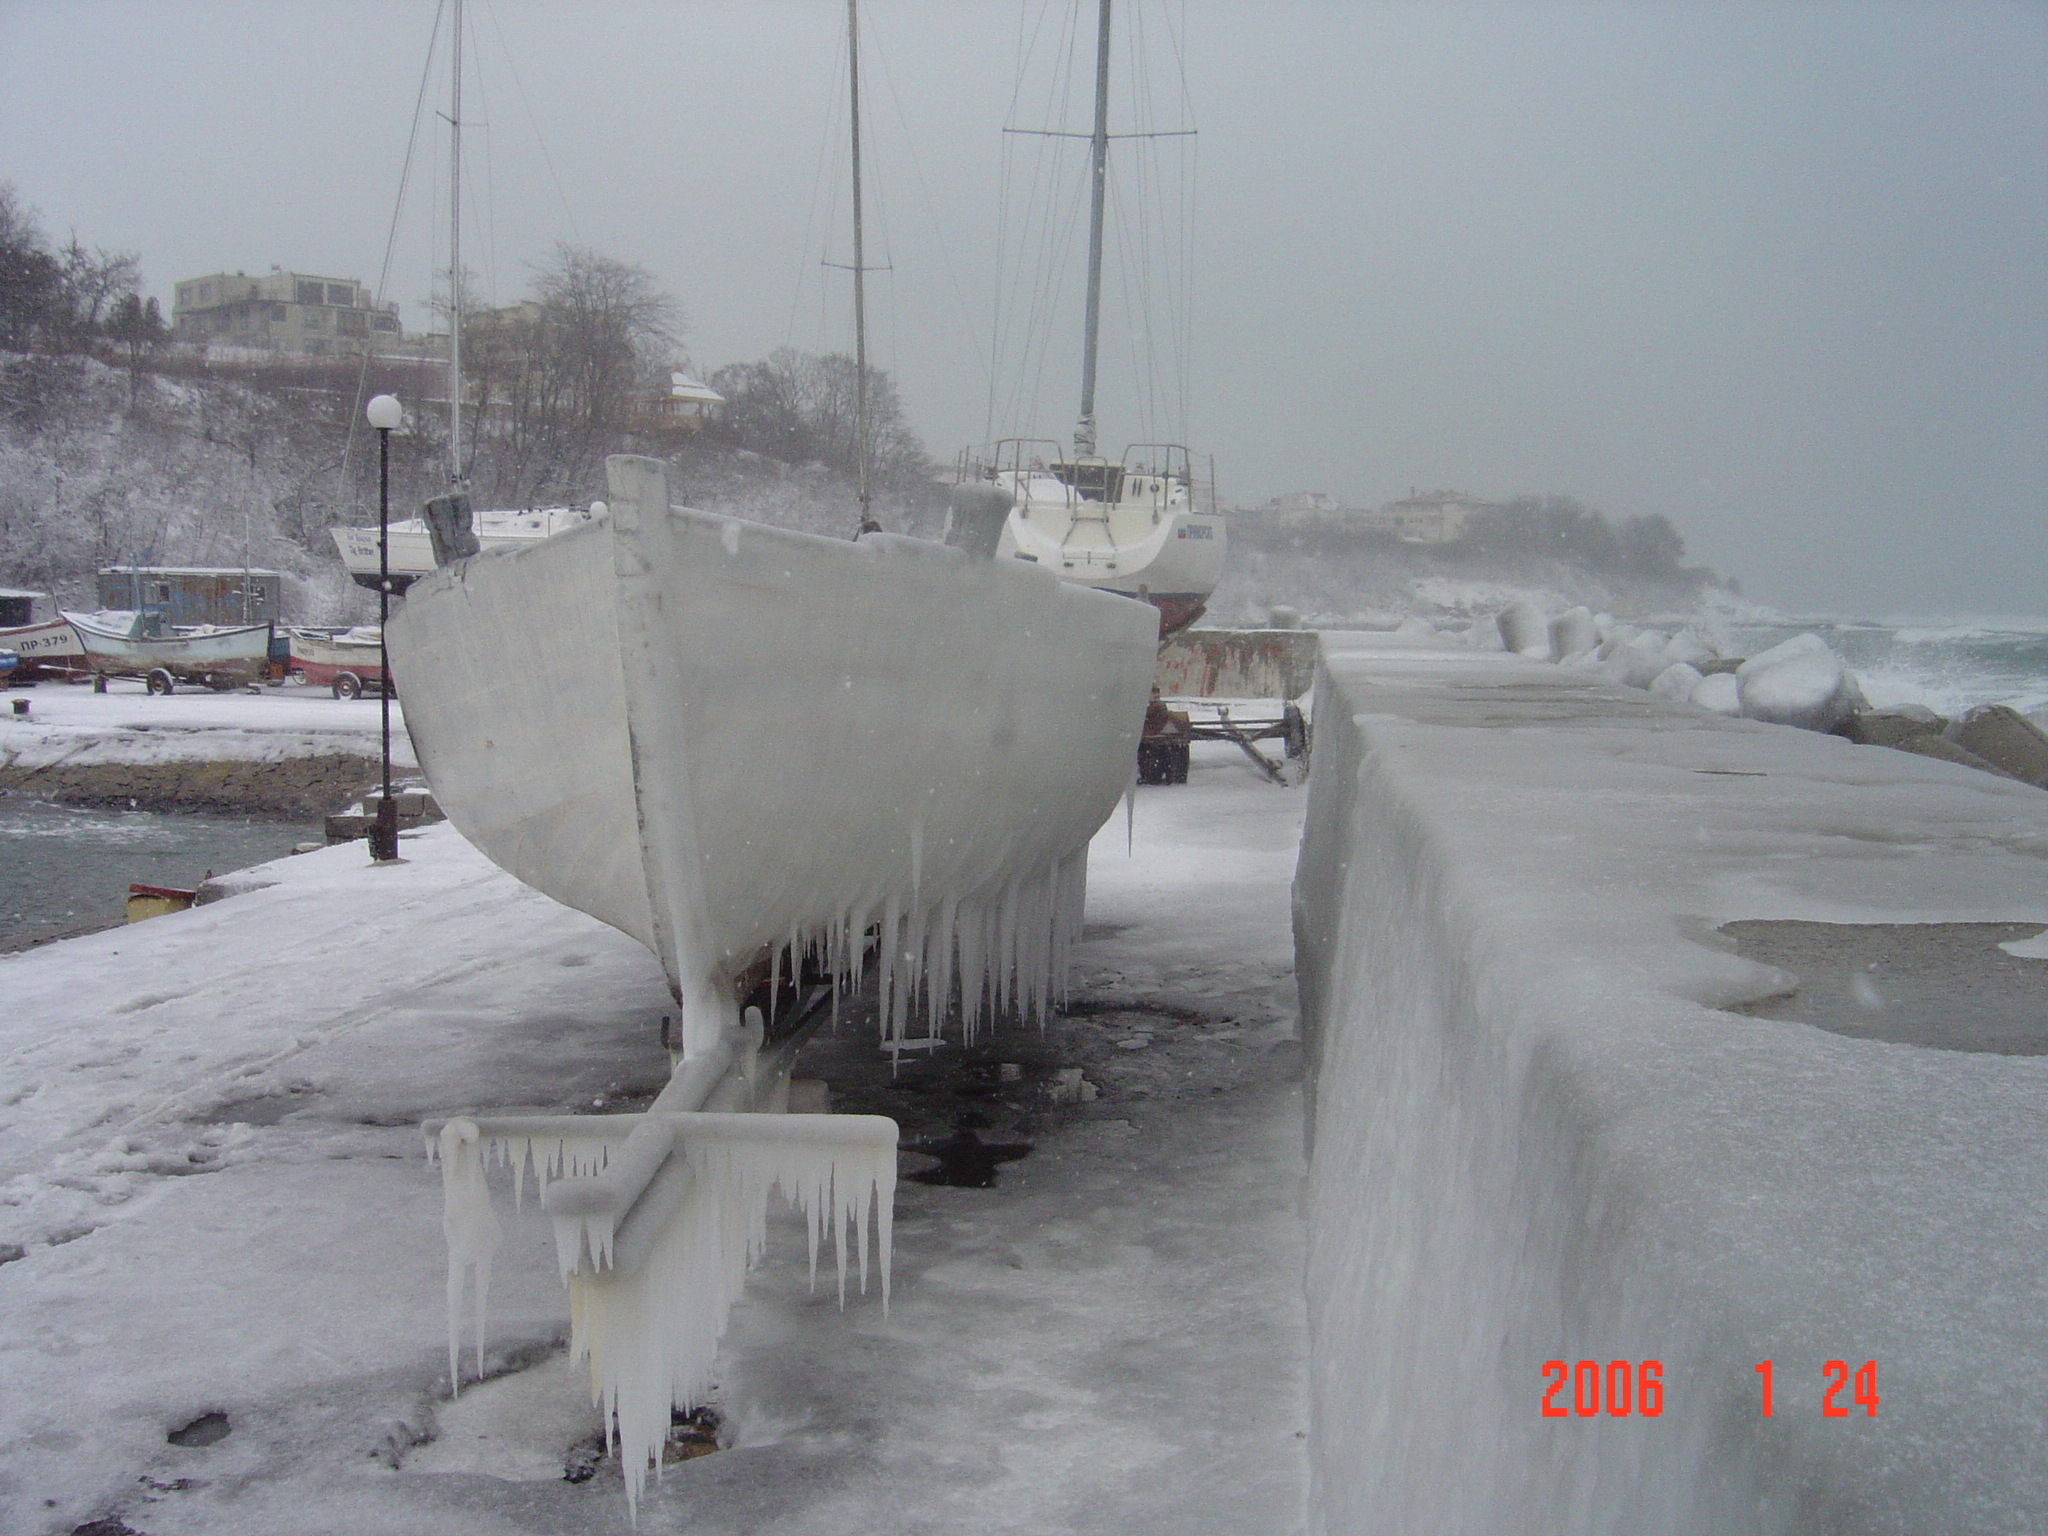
[1293,633,2048,1534]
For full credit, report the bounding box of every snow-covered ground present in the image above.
[0,739,1308,1534]
[1295,632,2048,1534]
[0,678,413,772]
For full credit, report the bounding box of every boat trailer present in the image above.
[1139,627,1319,785]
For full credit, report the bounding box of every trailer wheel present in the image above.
[333,671,364,701]
[146,668,174,696]
[1282,703,1310,761]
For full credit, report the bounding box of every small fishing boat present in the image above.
[65,610,271,693]
[0,616,88,680]
[287,625,390,698]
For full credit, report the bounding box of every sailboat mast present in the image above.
[1076,0,1112,461]
[447,0,465,488]
[847,0,872,526]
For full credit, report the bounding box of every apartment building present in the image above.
[172,270,402,359]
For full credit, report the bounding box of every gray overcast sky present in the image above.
[2,1,2043,617]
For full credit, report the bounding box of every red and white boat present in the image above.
[287,626,390,698]
[955,0,1225,638]
[961,441,1225,636]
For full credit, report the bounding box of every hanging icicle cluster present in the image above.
[758,843,1091,1060]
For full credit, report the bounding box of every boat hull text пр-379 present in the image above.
[385,455,1160,1057]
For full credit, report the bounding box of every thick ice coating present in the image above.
[387,455,1160,1056]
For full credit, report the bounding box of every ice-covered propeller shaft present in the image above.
[431,1110,896,1520]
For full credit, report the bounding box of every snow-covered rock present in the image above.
[1495,600,1553,659]
[1648,660,1703,700]
[1662,626,1719,667]
[1597,631,1673,689]
[1549,606,1599,661]
[1736,632,1858,732]
[1690,670,1742,715]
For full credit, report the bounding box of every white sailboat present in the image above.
[330,505,597,592]
[324,0,593,591]
[961,0,1226,636]
[389,452,1158,1056]
[389,2,1160,1510]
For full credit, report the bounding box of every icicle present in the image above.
[438,1119,503,1394]
[556,1114,896,1521]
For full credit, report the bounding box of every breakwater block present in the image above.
[1946,705,2048,789]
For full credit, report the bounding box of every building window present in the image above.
[295,280,323,306]
[371,314,400,333]
[303,339,329,357]
[272,304,287,321]
[302,308,322,328]
[327,283,354,306]
[338,310,367,336]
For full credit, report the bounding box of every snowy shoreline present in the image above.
[0,680,412,815]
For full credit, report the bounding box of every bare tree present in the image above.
[465,245,683,506]
[706,347,930,495]
[0,186,62,352]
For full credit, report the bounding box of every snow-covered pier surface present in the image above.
[1294,633,2048,1533]
[0,745,1309,1533]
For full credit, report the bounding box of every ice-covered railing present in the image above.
[426,1006,896,1519]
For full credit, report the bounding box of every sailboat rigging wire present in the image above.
[783,31,841,351]
[479,0,583,242]
[866,16,991,404]
[993,0,1083,440]
[341,0,448,515]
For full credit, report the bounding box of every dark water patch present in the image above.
[1722,920,2048,1053]
[0,795,319,951]
[904,1124,1034,1188]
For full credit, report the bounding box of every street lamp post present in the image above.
[365,394,404,862]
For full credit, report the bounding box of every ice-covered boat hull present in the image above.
[387,456,1159,1053]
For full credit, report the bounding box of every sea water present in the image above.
[0,797,321,951]
[1731,619,2048,721]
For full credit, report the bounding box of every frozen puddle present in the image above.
[1722,919,2048,1053]
[403,1349,601,1482]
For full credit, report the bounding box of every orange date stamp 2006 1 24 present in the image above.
[1540,1360,1878,1419]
